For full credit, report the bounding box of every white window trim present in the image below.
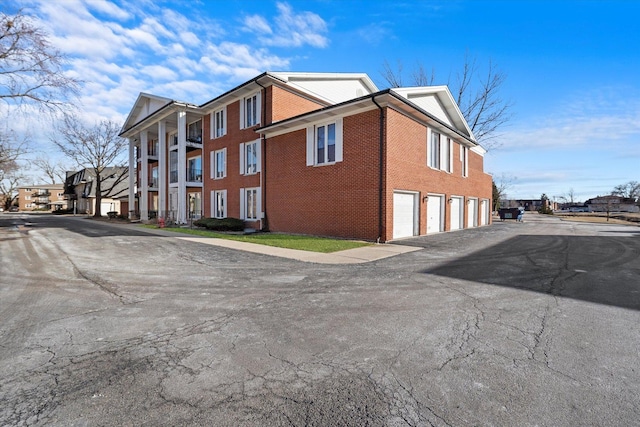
[239,139,261,175]
[460,145,469,178]
[210,148,227,180]
[240,92,261,129]
[210,106,227,139]
[239,187,261,221]
[427,128,454,173]
[440,136,453,174]
[306,117,343,166]
[211,189,227,219]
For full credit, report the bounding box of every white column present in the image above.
[128,137,136,219]
[177,110,187,223]
[158,120,167,219]
[140,130,149,221]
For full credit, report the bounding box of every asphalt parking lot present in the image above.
[1,213,639,426]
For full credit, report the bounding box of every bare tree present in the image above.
[0,156,24,209]
[567,187,576,204]
[52,115,127,217]
[492,173,515,211]
[612,181,640,201]
[0,9,79,113]
[380,53,512,149]
[31,156,68,184]
[0,128,28,173]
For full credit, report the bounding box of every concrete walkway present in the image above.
[122,223,422,264]
[175,236,421,264]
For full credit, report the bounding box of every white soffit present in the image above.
[270,72,379,104]
[134,97,171,123]
[391,86,474,139]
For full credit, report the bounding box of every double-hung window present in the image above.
[306,118,343,166]
[428,128,454,172]
[428,130,441,169]
[442,136,452,173]
[240,92,261,129]
[461,145,469,177]
[316,123,336,164]
[211,148,226,179]
[239,140,260,175]
[169,151,178,183]
[187,156,202,182]
[211,107,226,138]
[240,187,260,221]
[151,167,158,188]
[211,190,227,218]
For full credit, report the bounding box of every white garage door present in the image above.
[100,202,113,216]
[451,197,463,230]
[480,199,489,225]
[427,195,443,234]
[393,192,417,239]
[467,198,478,228]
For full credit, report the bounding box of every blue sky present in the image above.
[10,0,640,202]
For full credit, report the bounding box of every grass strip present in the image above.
[140,225,371,253]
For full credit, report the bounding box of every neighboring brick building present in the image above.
[586,195,639,213]
[64,167,129,216]
[121,72,492,242]
[16,184,67,211]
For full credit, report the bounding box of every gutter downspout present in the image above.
[255,79,268,231]
[371,95,384,243]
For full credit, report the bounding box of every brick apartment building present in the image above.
[16,184,67,211]
[120,72,492,242]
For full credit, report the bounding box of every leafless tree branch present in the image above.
[0,9,79,114]
[51,115,128,217]
[380,53,512,149]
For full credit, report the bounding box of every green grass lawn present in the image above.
[141,225,371,253]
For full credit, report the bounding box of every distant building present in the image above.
[503,198,558,212]
[64,167,129,216]
[16,184,67,211]
[585,195,639,213]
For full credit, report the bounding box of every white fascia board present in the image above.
[471,145,487,156]
[268,72,379,104]
[259,99,378,138]
[121,92,174,134]
[391,86,475,141]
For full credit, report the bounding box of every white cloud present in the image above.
[140,65,178,82]
[244,2,329,48]
[85,0,131,20]
[244,14,272,34]
[497,94,640,153]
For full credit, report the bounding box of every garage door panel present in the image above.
[393,192,416,239]
[451,197,463,230]
[427,195,442,234]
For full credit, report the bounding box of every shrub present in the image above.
[193,217,245,231]
[52,208,74,215]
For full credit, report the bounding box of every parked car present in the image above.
[8,206,19,212]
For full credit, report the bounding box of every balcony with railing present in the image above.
[148,142,159,161]
[32,190,51,197]
[169,134,179,149]
[187,168,202,183]
[186,120,202,151]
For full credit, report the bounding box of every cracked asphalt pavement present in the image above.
[1,213,639,426]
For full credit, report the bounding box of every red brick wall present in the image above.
[265,110,381,240]
[269,85,325,122]
[384,108,492,241]
[203,84,324,226]
[264,107,491,242]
